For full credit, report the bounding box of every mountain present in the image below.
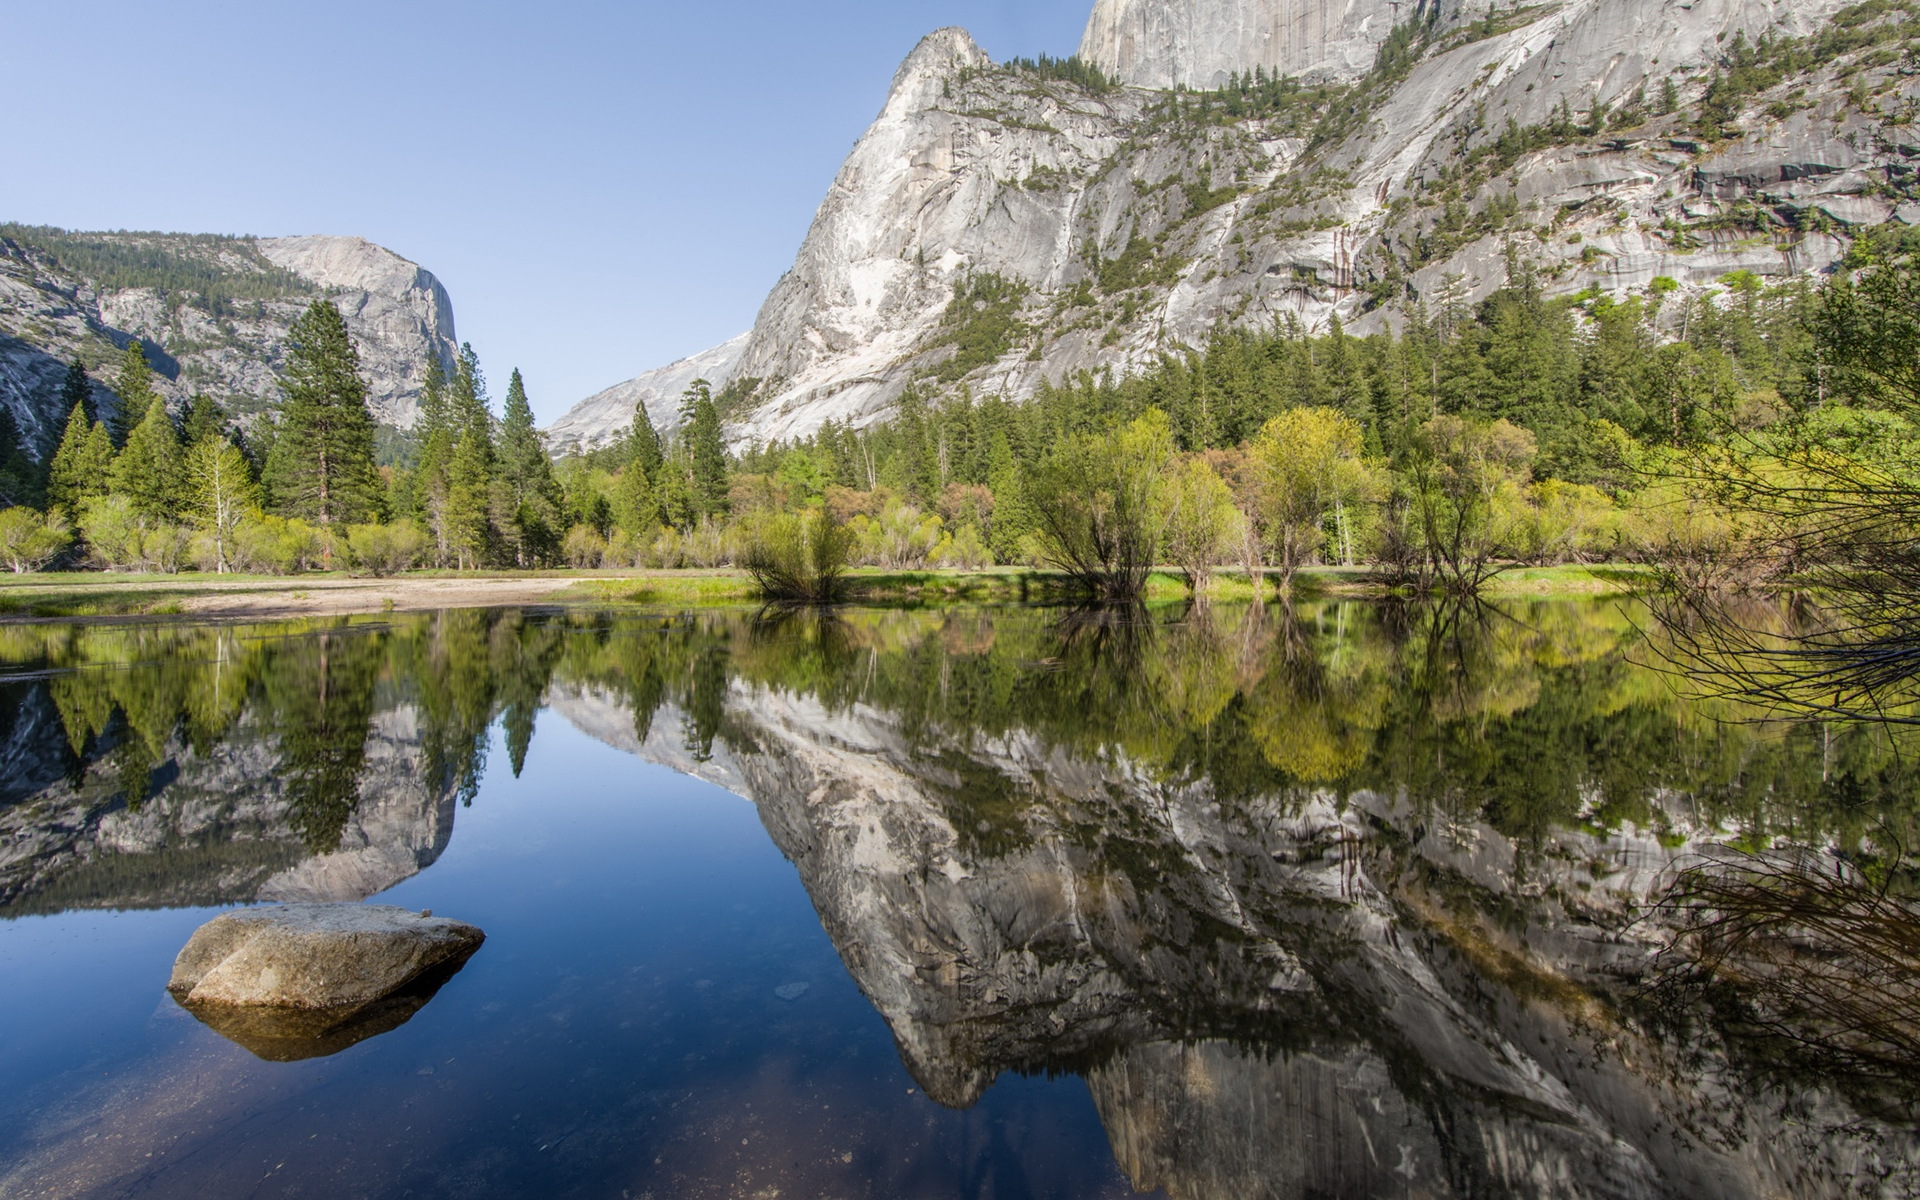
[0,226,457,453]
[552,0,1897,448]
[543,332,749,457]
[1081,0,1398,88]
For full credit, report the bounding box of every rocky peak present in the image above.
[1081,0,1400,89]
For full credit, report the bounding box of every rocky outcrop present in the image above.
[554,0,1891,447]
[544,333,750,455]
[1081,0,1396,89]
[0,230,456,452]
[168,903,483,1061]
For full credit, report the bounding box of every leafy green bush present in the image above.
[347,520,427,577]
[0,507,72,573]
[232,515,324,574]
[740,508,853,604]
[79,495,192,573]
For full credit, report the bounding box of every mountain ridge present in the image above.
[0,228,457,452]
[551,0,1898,451]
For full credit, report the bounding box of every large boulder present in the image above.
[168,903,484,1060]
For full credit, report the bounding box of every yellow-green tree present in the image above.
[1163,456,1243,595]
[1248,406,1370,591]
[185,437,259,574]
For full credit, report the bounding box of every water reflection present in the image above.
[2,603,1917,1196]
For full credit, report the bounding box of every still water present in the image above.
[0,602,1915,1199]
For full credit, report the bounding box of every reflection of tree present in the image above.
[1654,847,1920,1116]
[266,628,384,853]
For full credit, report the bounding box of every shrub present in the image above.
[0,506,72,573]
[79,495,191,573]
[563,524,608,568]
[347,521,427,577]
[936,524,995,570]
[233,515,324,574]
[740,508,852,604]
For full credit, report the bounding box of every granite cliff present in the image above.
[0,228,457,453]
[556,0,1902,449]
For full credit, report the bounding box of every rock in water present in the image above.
[168,904,484,1061]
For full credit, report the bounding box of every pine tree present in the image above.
[985,431,1032,562]
[628,404,664,482]
[498,368,564,566]
[184,394,229,446]
[266,301,381,532]
[0,405,40,507]
[46,404,113,519]
[679,380,730,520]
[109,397,186,520]
[443,344,495,568]
[111,342,159,449]
[59,359,94,426]
[612,455,658,535]
[413,356,455,565]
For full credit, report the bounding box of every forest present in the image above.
[0,242,1910,617]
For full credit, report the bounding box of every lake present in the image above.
[1,602,1915,1199]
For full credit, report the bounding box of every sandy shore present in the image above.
[0,574,602,620]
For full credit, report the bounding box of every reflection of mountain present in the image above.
[556,662,1920,1199]
[0,700,458,916]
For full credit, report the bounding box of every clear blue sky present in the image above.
[4,1,1094,424]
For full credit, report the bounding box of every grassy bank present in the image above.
[0,563,1654,621]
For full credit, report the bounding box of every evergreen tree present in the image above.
[413,356,456,565]
[0,405,41,507]
[679,379,730,520]
[628,403,664,482]
[111,341,159,448]
[59,359,94,425]
[46,404,113,519]
[266,301,381,531]
[612,454,659,535]
[498,369,564,566]
[183,394,229,446]
[444,344,496,568]
[985,431,1032,561]
[109,397,186,520]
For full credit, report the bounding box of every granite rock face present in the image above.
[556,0,1887,448]
[544,333,750,456]
[0,230,456,453]
[1081,0,1396,89]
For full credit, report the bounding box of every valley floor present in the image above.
[0,565,1647,621]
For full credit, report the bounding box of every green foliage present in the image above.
[678,380,730,522]
[345,520,427,576]
[929,273,1031,382]
[110,341,159,448]
[740,507,853,604]
[46,404,114,521]
[1028,409,1176,600]
[1005,54,1115,94]
[266,301,380,531]
[498,369,565,567]
[108,398,185,521]
[0,225,317,316]
[0,506,72,572]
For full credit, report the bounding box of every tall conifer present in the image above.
[499,368,563,566]
[46,404,112,519]
[679,379,729,520]
[111,342,159,448]
[59,359,94,425]
[110,397,186,520]
[266,301,380,530]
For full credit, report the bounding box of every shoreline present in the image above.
[0,564,1651,621]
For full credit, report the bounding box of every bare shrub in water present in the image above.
[1653,846,1920,1093]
